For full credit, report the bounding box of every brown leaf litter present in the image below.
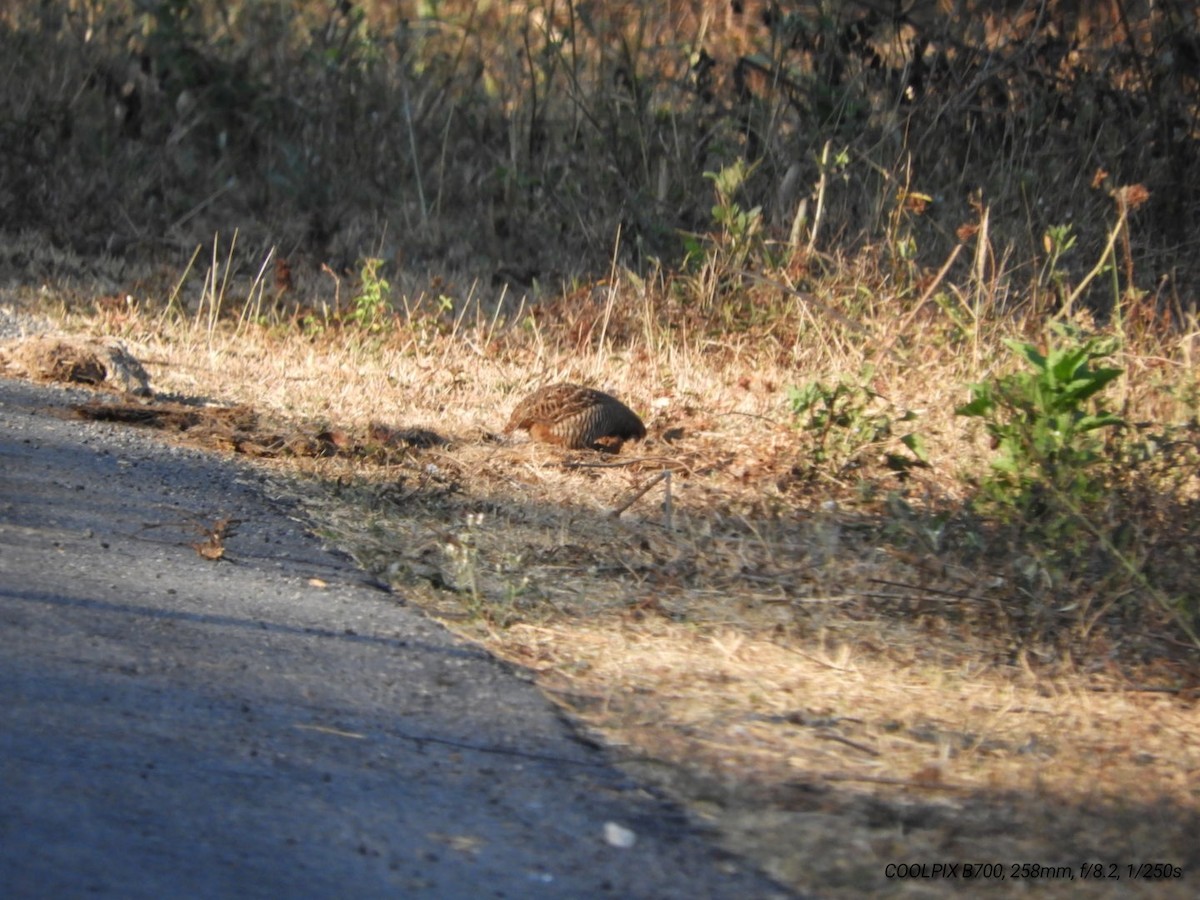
[1,334,152,395]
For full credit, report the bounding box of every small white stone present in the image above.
[603,821,636,849]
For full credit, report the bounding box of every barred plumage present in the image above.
[504,383,646,452]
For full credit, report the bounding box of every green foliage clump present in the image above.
[701,160,764,272]
[350,258,392,330]
[956,324,1124,535]
[789,368,927,480]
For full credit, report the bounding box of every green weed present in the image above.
[956,324,1124,535]
[349,258,393,330]
[789,368,927,480]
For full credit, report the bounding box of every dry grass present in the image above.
[4,1,1200,895]
[5,238,1197,895]
[5,1,1200,299]
[518,620,1199,897]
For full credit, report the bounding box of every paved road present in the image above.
[0,376,790,899]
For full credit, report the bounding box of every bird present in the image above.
[504,383,646,452]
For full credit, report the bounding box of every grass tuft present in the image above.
[4,2,1200,895]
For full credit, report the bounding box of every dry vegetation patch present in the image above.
[508,621,1199,897]
[8,286,1192,898]
[4,0,1200,895]
[0,334,151,395]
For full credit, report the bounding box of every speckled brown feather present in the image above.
[504,383,646,452]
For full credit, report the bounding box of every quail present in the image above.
[504,383,646,452]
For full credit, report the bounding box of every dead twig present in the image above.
[866,577,992,604]
[816,772,972,792]
[815,731,881,757]
[608,470,671,525]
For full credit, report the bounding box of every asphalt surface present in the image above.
[0,375,791,899]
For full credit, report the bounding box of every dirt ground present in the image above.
[4,325,1195,899]
[4,1,1198,892]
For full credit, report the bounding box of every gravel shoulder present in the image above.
[0,375,791,899]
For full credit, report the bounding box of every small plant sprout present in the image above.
[789,368,928,480]
[699,159,765,277]
[1040,224,1076,295]
[350,258,393,330]
[445,512,486,612]
[956,323,1124,534]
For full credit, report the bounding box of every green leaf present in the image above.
[1005,339,1046,371]
[900,432,929,463]
[955,390,993,418]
